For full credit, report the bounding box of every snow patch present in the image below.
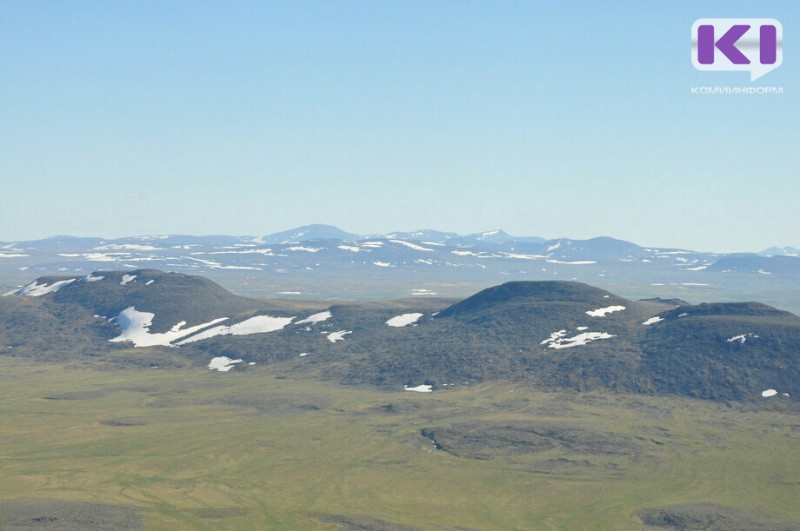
[11,279,76,297]
[373,261,392,267]
[177,315,294,345]
[110,307,229,347]
[327,330,352,343]
[546,259,597,265]
[412,288,436,296]
[542,330,615,349]
[83,274,105,283]
[120,274,136,286]
[726,333,758,345]
[296,311,332,325]
[762,389,778,398]
[404,384,432,393]
[585,305,626,317]
[390,240,434,252]
[208,357,242,372]
[286,246,321,253]
[386,313,423,327]
[642,316,664,326]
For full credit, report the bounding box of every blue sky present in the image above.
[1,1,797,252]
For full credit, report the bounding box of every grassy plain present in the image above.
[0,357,799,529]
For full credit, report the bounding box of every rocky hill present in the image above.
[2,270,798,401]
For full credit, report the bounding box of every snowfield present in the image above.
[541,330,615,349]
[177,315,294,345]
[7,278,76,297]
[327,330,352,343]
[585,305,626,317]
[296,311,332,325]
[110,307,229,347]
[404,384,433,393]
[386,313,423,327]
[208,356,243,372]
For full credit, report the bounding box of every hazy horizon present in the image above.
[2,1,797,253]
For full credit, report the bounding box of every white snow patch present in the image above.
[390,239,435,252]
[83,253,121,262]
[373,261,392,267]
[120,274,137,286]
[177,315,294,345]
[452,250,484,257]
[83,274,105,283]
[361,241,384,248]
[684,265,709,271]
[337,245,362,252]
[540,330,568,345]
[110,307,229,347]
[762,389,778,398]
[585,305,626,317]
[404,384,432,393]
[206,248,274,255]
[327,330,352,343]
[278,291,302,295]
[642,316,664,326]
[296,311,332,325]
[94,243,160,251]
[499,252,548,260]
[546,259,597,265]
[757,269,772,275]
[386,313,423,327]
[208,357,242,372]
[576,326,589,331]
[412,288,436,296]
[0,252,29,258]
[726,333,758,345]
[299,352,309,357]
[12,279,76,297]
[286,246,321,253]
[546,242,561,252]
[542,331,615,349]
[145,280,155,286]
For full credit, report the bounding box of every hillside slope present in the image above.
[3,271,799,401]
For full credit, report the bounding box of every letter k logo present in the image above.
[697,24,750,64]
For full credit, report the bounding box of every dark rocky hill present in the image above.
[3,271,799,401]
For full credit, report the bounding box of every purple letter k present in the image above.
[698,24,751,64]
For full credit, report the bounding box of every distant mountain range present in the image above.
[3,269,798,402]
[1,224,799,313]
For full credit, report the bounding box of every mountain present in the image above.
[4,271,799,402]
[381,229,459,243]
[705,254,800,275]
[2,227,800,315]
[761,246,799,257]
[258,224,362,244]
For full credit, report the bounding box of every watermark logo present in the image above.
[691,18,782,81]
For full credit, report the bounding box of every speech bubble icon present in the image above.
[692,18,783,81]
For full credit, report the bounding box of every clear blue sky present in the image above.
[1,1,797,252]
